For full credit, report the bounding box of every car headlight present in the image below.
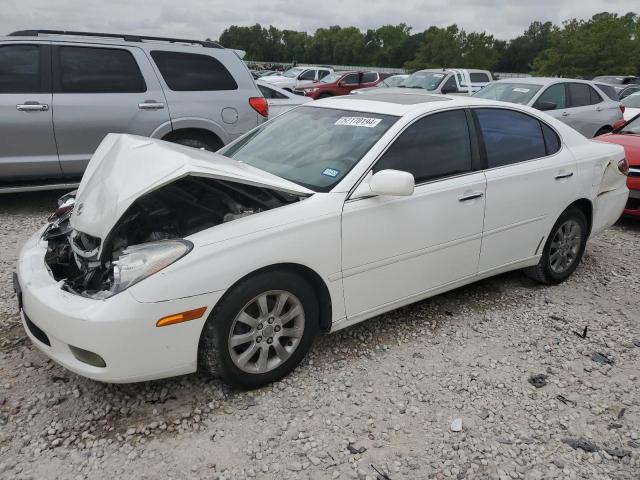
[111,240,193,295]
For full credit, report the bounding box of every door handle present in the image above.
[561,111,570,117]
[138,101,165,110]
[16,103,49,112]
[458,191,484,202]
[595,106,602,112]
[555,171,574,180]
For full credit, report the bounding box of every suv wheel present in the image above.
[199,271,319,389]
[594,127,611,137]
[524,207,588,284]
[171,137,218,151]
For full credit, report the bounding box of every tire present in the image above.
[170,137,217,151]
[594,127,611,137]
[199,271,319,389]
[524,207,588,285]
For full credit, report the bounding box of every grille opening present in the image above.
[69,345,106,368]
[24,314,51,346]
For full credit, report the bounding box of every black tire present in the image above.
[199,271,319,389]
[594,127,611,137]
[524,207,588,285]
[170,137,217,151]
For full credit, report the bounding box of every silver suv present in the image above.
[0,30,267,190]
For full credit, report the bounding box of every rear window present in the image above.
[470,72,490,82]
[595,83,619,101]
[150,51,237,91]
[362,72,378,83]
[58,46,146,93]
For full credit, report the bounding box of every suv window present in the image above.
[150,51,237,91]
[257,84,287,99]
[536,83,566,110]
[475,108,547,168]
[567,83,598,107]
[470,72,490,82]
[58,46,146,93]
[298,69,316,81]
[0,44,42,93]
[361,72,378,83]
[595,84,619,101]
[373,110,472,183]
[341,73,359,85]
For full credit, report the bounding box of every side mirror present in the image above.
[612,119,626,132]
[369,170,415,197]
[534,101,557,111]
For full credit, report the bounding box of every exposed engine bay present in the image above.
[43,176,303,298]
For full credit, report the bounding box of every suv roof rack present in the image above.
[8,30,223,49]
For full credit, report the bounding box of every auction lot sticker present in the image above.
[335,117,382,128]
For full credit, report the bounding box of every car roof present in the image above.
[492,77,596,86]
[310,91,507,116]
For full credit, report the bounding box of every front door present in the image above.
[52,44,170,177]
[341,109,486,318]
[0,42,60,181]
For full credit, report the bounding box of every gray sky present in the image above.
[3,0,638,41]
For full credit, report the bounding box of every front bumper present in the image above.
[16,228,224,383]
[624,175,640,217]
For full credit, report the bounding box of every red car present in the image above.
[597,115,640,216]
[294,71,387,99]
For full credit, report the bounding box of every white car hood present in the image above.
[70,134,313,240]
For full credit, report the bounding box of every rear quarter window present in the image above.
[150,51,237,91]
[470,72,490,82]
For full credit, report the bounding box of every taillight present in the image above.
[618,158,629,176]
[249,97,269,118]
[620,104,625,114]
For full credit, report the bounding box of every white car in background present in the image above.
[16,93,628,388]
[351,74,410,95]
[261,66,333,92]
[621,92,640,120]
[255,80,311,118]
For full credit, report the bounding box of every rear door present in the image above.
[475,107,577,272]
[0,42,61,180]
[52,44,170,177]
[565,82,611,137]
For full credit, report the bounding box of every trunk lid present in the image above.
[71,134,313,240]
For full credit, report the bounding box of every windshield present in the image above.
[622,94,640,109]
[473,82,542,104]
[283,67,305,78]
[321,72,341,84]
[383,75,407,87]
[621,115,640,134]
[399,71,447,90]
[220,107,398,192]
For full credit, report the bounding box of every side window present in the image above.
[361,72,378,83]
[318,70,331,80]
[373,110,472,183]
[257,84,287,99]
[150,51,237,91]
[297,69,316,81]
[470,72,490,82]
[541,123,561,155]
[589,86,603,104]
[442,75,458,92]
[0,44,42,93]
[536,84,566,110]
[475,108,547,168]
[567,83,594,107]
[341,73,359,85]
[58,46,146,93]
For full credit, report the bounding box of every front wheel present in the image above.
[524,207,588,284]
[199,271,319,388]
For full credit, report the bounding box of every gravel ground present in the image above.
[0,191,639,480]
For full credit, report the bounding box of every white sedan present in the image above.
[255,80,311,118]
[16,93,629,388]
[621,92,640,121]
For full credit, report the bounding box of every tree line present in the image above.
[217,12,640,75]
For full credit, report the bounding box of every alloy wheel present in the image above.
[549,219,582,274]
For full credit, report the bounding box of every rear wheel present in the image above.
[594,126,611,137]
[199,271,319,388]
[165,131,223,152]
[524,207,588,284]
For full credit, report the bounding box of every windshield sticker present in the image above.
[513,88,531,93]
[335,117,382,128]
[322,168,341,178]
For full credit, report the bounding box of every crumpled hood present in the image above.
[70,134,313,240]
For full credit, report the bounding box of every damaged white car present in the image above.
[15,93,629,388]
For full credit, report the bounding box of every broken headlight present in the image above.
[109,240,193,296]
